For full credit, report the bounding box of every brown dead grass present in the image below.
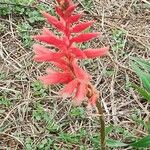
[0,0,150,149]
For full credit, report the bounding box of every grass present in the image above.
[0,0,150,149]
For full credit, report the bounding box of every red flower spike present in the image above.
[41,11,65,32]
[70,32,100,43]
[33,0,109,106]
[72,21,95,33]
[84,47,109,58]
[61,79,79,97]
[74,83,87,105]
[39,72,73,85]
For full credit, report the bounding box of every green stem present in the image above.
[96,100,106,150]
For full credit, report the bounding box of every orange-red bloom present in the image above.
[33,0,109,105]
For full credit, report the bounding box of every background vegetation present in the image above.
[0,0,150,149]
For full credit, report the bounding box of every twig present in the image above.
[142,0,150,5]
[0,132,24,146]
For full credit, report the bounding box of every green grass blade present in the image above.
[130,57,150,72]
[131,83,150,101]
[107,139,128,147]
[140,73,150,92]
[131,135,150,148]
[131,61,150,92]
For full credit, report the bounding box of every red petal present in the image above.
[71,32,100,43]
[42,27,55,36]
[72,60,90,81]
[33,44,49,54]
[33,35,64,49]
[33,44,63,62]
[89,94,97,106]
[62,36,70,47]
[65,4,76,16]
[41,11,65,32]
[70,47,86,59]
[56,0,73,7]
[52,61,69,71]
[39,72,73,85]
[55,6,64,18]
[46,68,56,74]
[72,21,95,33]
[68,14,81,24]
[84,47,109,58]
[74,83,87,105]
[34,53,63,62]
[61,79,79,96]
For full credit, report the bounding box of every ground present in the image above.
[0,0,150,150]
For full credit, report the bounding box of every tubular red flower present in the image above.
[39,71,73,85]
[56,0,73,11]
[33,35,64,49]
[55,6,64,18]
[72,60,91,81]
[83,47,109,58]
[70,32,100,43]
[74,83,87,105]
[42,27,55,36]
[61,79,79,96]
[71,21,95,33]
[89,94,97,106]
[33,44,64,61]
[69,47,86,59]
[41,11,65,32]
[65,4,76,16]
[68,14,82,24]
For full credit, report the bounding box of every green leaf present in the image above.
[0,109,5,113]
[131,83,150,101]
[145,122,150,134]
[105,124,114,137]
[140,73,150,92]
[107,139,128,147]
[69,107,85,118]
[131,135,150,148]
[139,72,150,92]
[59,132,79,144]
[0,96,11,107]
[131,61,143,77]
[130,57,150,72]
[131,57,150,92]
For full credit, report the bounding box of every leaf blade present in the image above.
[131,135,150,148]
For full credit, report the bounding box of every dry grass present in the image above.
[0,0,150,149]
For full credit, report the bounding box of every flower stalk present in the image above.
[87,83,106,150]
[96,100,106,150]
[33,0,108,149]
